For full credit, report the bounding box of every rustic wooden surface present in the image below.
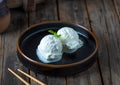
[0,0,120,85]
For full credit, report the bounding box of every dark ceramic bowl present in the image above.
[17,21,98,76]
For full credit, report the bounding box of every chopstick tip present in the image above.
[17,69,20,71]
[8,68,11,71]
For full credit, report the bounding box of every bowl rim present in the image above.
[17,21,98,68]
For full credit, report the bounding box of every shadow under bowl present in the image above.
[17,21,98,76]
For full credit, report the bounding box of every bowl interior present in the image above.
[19,22,96,65]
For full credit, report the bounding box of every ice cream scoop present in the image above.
[57,27,83,53]
[36,35,63,63]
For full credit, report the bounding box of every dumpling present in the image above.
[36,35,63,63]
[57,27,83,53]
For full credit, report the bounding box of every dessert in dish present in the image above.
[57,27,83,53]
[36,35,63,63]
[36,27,83,63]
[17,22,98,76]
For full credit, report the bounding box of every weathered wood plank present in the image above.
[47,76,66,85]
[86,0,120,85]
[113,0,120,21]
[28,0,66,85]
[29,0,58,26]
[102,0,120,85]
[58,0,102,85]
[0,34,4,85]
[1,9,29,85]
[58,0,90,28]
[86,0,112,85]
[102,0,120,48]
[66,62,101,85]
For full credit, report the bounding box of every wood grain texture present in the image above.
[86,0,120,85]
[102,0,120,85]
[25,0,36,11]
[0,34,4,85]
[58,0,90,28]
[28,0,58,26]
[1,9,29,85]
[113,0,120,21]
[86,0,112,85]
[46,76,66,85]
[58,0,102,85]
[66,62,102,85]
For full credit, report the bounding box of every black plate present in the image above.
[17,21,98,76]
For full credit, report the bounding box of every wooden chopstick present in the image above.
[17,69,46,85]
[8,68,30,85]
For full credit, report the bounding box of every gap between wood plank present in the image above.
[56,0,60,20]
[84,0,104,84]
[103,7,117,85]
[86,0,120,84]
[112,0,120,23]
[0,35,5,85]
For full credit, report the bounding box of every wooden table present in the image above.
[0,0,120,85]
